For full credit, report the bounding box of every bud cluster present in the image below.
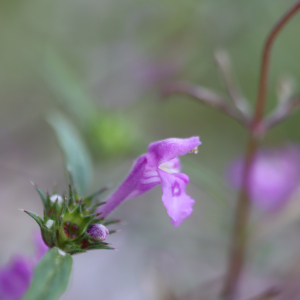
[25,184,118,255]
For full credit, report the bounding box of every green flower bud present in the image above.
[24,183,117,255]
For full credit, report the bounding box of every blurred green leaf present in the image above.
[48,111,93,196]
[44,47,95,126]
[89,113,138,156]
[22,247,72,300]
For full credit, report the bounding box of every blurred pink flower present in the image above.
[33,231,49,261]
[0,233,48,300]
[99,137,201,227]
[0,256,33,300]
[227,145,300,212]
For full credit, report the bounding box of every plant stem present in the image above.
[221,1,300,299]
[214,49,250,117]
[253,0,300,130]
[264,95,300,129]
[220,134,258,300]
[164,82,248,126]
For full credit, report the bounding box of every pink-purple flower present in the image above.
[0,256,33,300]
[0,233,48,300]
[227,145,300,212]
[33,231,49,261]
[98,136,201,227]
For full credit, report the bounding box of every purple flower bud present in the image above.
[227,145,300,212]
[87,224,109,241]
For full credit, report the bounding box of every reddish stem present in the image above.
[252,0,300,130]
[221,1,300,299]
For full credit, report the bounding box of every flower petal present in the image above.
[159,157,181,173]
[99,155,161,217]
[99,136,200,219]
[227,145,300,212]
[147,136,201,166]
[158,169,195,227]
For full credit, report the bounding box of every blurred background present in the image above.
[1,0,300,299]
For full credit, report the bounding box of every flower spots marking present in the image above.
[172,181,181,196]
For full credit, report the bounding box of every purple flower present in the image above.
[0,256,33,300]
[98,136,201,227]
[227,145,300,212]
[0,233,48,300]
[33,231,49,261]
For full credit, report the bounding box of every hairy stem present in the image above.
[221,1,300,299]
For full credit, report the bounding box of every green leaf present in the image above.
[22,247,73,300]
[43,47,95,126]
[48,111,93,196]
